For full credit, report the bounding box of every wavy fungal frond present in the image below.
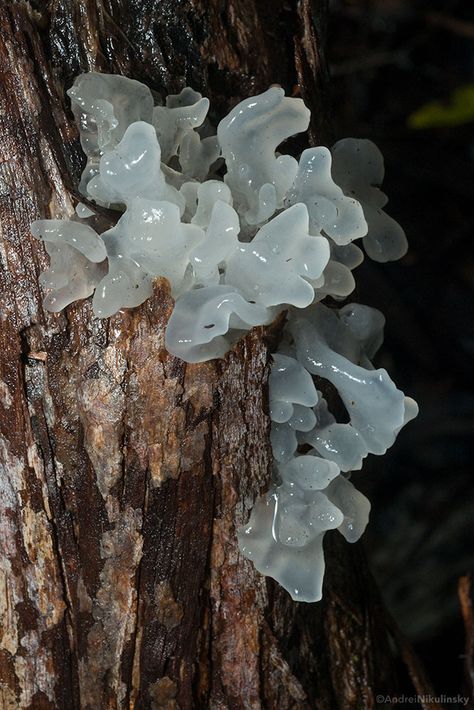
[31,73,417,602]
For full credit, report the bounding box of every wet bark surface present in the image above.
[0,1,432,708]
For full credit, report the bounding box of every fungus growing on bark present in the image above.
[32,72,418,602]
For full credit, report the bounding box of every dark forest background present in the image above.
[327,0,474,700]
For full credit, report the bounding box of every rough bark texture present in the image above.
[0,2,432,708]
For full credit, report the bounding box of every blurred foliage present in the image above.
[408,84,474,128]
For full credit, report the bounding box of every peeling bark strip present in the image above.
[0,1,421,708]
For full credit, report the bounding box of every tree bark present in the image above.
[0,2,433,708]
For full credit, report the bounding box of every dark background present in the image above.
[327,0,474,699]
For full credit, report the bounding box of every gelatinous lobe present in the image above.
[217,87,310,224]
[31,220,106,311]
[225,204,330,309]
[165,285,272,363]
[286,146,367,244]
[331,138,408,262]
[68,72,154,193]
[238,455,370,602]
[93,199,203,318]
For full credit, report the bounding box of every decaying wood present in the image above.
[0,1,435,708]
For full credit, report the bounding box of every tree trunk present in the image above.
[0,2,433,708]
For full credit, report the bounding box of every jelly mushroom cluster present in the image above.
[31,73,418,602]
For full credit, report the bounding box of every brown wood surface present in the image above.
[0,2,436,708]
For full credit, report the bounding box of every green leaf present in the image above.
[408,84,474,129]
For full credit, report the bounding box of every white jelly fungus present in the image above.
[31,72,418,602]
